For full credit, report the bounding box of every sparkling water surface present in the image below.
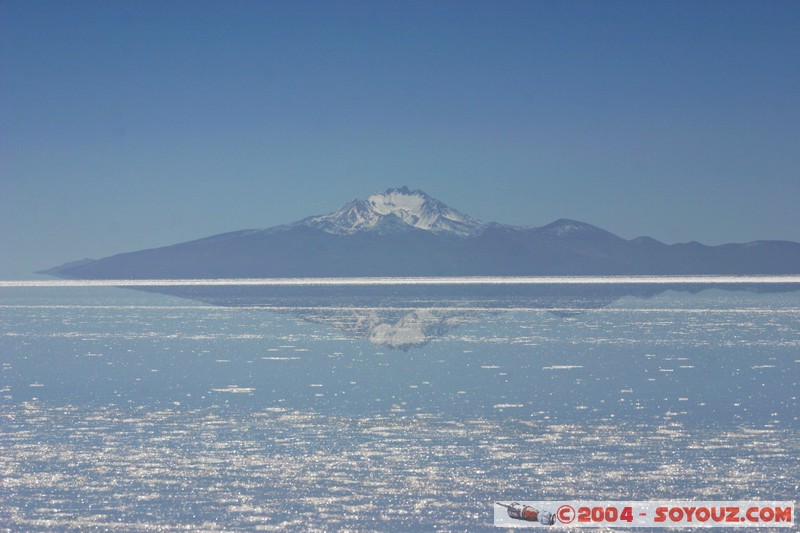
[1,283,798,530]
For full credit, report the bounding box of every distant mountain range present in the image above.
[43,186,800,278]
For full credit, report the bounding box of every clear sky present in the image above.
[1,0,798,278]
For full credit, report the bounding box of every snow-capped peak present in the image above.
[301,187,485,236]
[367,187,426,216]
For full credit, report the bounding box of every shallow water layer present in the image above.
[1,284,799,530]
[3,404,797,531]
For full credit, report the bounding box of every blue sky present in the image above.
[1,0,798,278]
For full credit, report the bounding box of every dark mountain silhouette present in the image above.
[42,187,800,278]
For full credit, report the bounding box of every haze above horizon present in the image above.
[1,1,798,278]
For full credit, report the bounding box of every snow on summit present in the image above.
[367,187,429,219]
[301,187,485,236]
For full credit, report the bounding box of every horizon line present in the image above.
[2,275,800,288]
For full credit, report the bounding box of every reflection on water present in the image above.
[1,282,799,530]
[145,282,800,349]
[300,308,466,350]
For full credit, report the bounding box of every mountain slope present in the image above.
[43,187,800,278]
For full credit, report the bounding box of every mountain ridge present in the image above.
[41,187,800,278]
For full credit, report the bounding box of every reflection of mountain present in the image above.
[142,282,799,350]
[300,308,467,350]
[144,282,662,309]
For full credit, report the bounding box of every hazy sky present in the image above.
[2,0,799,278]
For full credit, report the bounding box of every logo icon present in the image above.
[496,502,556,525]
